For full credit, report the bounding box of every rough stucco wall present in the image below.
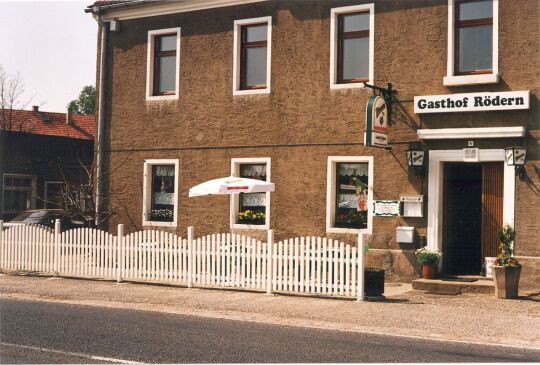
[101,0,539,283]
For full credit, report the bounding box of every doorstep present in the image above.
[412,277,495,295]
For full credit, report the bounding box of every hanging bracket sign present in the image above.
[365,95,389,147]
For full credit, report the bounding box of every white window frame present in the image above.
[443,0,499,86]
[329,4,374,90]
[146,27,181,101]
[2,173,36,214]
[230,157,271,230]
[44,181,66,209]
[142,159,179,227]
[232,16,272,96]
[326,156,374,234]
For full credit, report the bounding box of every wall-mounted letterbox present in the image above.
[400,195,423,217]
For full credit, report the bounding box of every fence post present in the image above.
[187,226,194,288]
[357,233,365,302]
[266,229,274,295]
[117,224,124,283]
[54,219,61,275]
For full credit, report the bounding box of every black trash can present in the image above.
[364,268,385,296]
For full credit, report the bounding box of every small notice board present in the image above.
[373,200,400,216]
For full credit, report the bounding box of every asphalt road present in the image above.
[1,298,539,363]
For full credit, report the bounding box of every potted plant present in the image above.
[238,210,265,225]
[492,224,521,299]
[415,247,441,279]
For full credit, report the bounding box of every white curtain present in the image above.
[155,165,175,177]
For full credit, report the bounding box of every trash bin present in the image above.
[364,268,385,296]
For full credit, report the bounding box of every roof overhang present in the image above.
[417,126,526,140]
[88,0,270,21]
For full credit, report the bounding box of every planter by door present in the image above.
[422,264,437,279]
[492,265,521,299]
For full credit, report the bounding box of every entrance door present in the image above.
[443,163,482,275]
[442,162,504,275]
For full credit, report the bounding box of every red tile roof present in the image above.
[1,109,95,141]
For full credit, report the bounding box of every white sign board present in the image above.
[463,148,479,162]
[373,200,400,216]
[414,91,530,114]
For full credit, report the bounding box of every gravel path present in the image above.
[0,273,538,349]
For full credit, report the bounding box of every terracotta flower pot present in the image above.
[422,264,437,279]
[493,265,522,299]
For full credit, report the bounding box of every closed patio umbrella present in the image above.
[188,176,275,197]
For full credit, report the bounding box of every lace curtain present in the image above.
[155,165,175,177]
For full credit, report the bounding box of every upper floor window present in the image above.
[444,0,498,86]
[233,17,272,96]
[330,4,374,89]
[146,28,180,101]
[456,0,493,75]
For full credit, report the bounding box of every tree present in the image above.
[68,85,96,115]
[35,152,133,228]
[0,64,33,131]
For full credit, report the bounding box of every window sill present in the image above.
[330,82,369,90]
[231,222,269,230]
[146,94,179,102]
[142,220,177,228]
[233,88,270,96]
[326,226,370,234]
[443,73,499,86]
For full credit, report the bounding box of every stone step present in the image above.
[412,278,495,295]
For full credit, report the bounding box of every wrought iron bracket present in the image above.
[363,82,395,125]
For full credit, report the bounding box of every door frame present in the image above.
[427,149,515,266]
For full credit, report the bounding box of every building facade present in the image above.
[88,0,539,288]
[0,107,95,221]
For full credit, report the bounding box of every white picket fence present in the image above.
[0,221,366,300]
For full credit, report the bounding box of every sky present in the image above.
[0,0,97,113]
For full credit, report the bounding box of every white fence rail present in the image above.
[0,220,366,300]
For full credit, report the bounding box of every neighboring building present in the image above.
[87,0,539,288]
[0,106,95,221]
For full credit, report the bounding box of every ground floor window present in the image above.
[326,157,373,234]
[143,159,179,227]
[231,158,271,229]
[44,181,66,209]
[2,174,36,214]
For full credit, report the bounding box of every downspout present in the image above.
[95,14,109,227]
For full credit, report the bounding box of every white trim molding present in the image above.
[329,3,374,90]
[99,0,270,22]
[426,149,515,256]
[232,17,272,96]
[326,156,374,234]
[418,126,526,140]
[146,28,181,102]
[142,159,180,228]
[230,157,271,230]
[443,0,499,86]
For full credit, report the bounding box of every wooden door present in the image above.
[481,162,504,260]
[443,163,482,275]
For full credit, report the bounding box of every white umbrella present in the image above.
[189,176,275,197]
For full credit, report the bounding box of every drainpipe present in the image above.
[95,15,109,227]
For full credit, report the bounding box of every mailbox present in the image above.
[400,195,423,217]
